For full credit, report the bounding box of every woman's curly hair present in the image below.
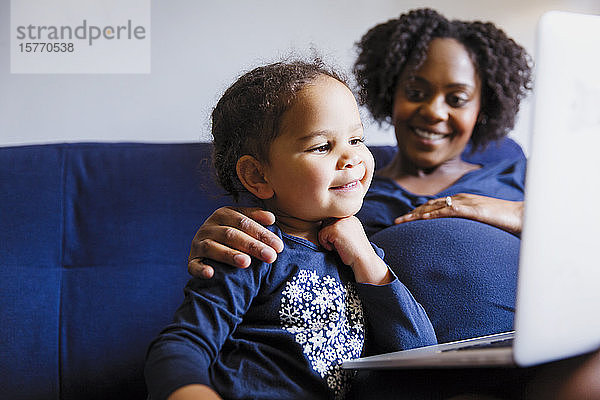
[354,8,533,150]
[211,59,347,200]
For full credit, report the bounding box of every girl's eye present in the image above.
[349,137,365,146]
[309,144,330,153]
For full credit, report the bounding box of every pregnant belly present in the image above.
[370,218,520,343]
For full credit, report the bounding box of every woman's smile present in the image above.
[412,127,452,142]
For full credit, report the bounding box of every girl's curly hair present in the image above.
[354,8,533,150]
[211,59,347,200]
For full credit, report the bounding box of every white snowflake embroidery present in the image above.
[324,275,336,286]
[302,291,313,301]
[279,269,364,399]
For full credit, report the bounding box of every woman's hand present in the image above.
[187,207,284,279]
[394,193,523,235]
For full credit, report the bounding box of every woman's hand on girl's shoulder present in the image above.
[188,206,284,279]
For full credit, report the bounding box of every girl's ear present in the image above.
[236,155,274,200]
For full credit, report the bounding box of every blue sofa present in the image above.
[0,140,523,400]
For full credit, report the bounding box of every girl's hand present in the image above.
[187,206,284,279]
[394,193,523,235]
[168,384,222,400]
[319,216,391,285]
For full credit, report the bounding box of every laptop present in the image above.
[343,10,600,370]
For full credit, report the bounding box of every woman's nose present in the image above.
[419,95,448,122]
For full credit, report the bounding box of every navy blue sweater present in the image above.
[145,226,436,400]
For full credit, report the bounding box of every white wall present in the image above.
[1,0,599,154]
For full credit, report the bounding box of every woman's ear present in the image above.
[236,155,274,200]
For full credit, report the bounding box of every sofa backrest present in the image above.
[1,143,228,399]
[0,140,524,400]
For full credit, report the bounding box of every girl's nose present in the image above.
[337,150,362,169]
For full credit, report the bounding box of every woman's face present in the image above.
[392,38,482,169]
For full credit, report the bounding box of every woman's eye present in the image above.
[405,88,426,101]
[447,93,469,107]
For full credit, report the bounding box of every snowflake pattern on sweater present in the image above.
[279,269,364,399]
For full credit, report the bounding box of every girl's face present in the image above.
[392,38,482,170]
[262,75,374,224]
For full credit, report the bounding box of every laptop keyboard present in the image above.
[442,337,514,352]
